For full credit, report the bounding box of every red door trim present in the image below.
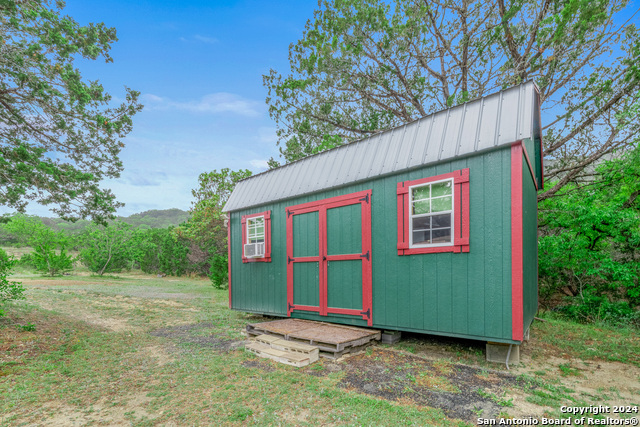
[361,190,373,325]
[511,142,524,342]
[227,216,232,308]
[326,307,364,316]
[319,207,328,316]
[286,190,373,326]
[286,190,371,213]
[286,209,294,316]
[293,304,321,313]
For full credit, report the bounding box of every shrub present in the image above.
[556,290,640,328]
[0,248,25,316]
[16,252,36,269]
[131,228,190,276]
[33,245,74,276]
[209,254,228,289]
[78,222,133,275]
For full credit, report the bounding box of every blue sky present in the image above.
[14,0,319,217]
[5,1,638,218]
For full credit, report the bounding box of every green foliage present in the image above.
[208,254,228,289]
[15,253,36,269]
[265,0,640,201]
[539,147,640,322]
[121,209,189,229]
[78,222,133,275]
[0,248,25,316]
[190,168,252,211]
[1,215,73,276]
[17,322,36,332]
[0,0,143,222]
[32,244,73,277]
[157,230,189,276]
[130,228,189,276]
[557,290,640,327]
[176,168,251,284]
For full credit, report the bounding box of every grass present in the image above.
[1,268,639,425]
[0,271,463,426]
[531,313,640,366]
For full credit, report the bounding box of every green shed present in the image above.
[223,82,542,345]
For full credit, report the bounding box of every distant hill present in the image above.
[38,209,190,233]
[120,209,190,229]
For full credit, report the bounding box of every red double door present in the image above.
[286,190,373,326]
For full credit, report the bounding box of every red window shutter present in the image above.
[264,211,272,260]
[454,169,470,252]
[396,182,409,254]
[241,216,247,262]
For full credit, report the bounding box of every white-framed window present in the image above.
[241,210,271,262]
[246,216,265,244]
[409,178,454,247]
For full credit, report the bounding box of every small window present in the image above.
[397,169,469,255]
[241,211,271,262]
[409,179,453,247]
[247,216,265,244]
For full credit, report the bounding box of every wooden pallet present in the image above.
[245,334,319,367]
[246,319,380,359]
[254,334,319,363]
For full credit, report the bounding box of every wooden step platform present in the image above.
[246,319,381,359]
[246,334,319,367]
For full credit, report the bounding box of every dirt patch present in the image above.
[513,353,640,415]
[150,323,245,351]
[36,299,138,332]
[128,291,198,300]
[35,393,155,426]
[19,278,102,287]
[241,359,276,372]
[336,348,521,422]
[139,345,176,366]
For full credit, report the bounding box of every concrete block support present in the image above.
[381,330,401,344]
[486,342,520,365]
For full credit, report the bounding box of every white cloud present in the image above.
[249,159,269,170]
[142,93,164,103]
[194,35,219,44]
[142,92,262,117]
[179,34,219,45]
[257,126,278,144]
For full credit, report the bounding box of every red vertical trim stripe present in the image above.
[227,215,232,309]
[362,191,373,326]
[286,209,294,316]
[319,207,328,317]
[511,143,524,341]
[460,168,470,252]
[453,175,462,253]
[396,183,408,254]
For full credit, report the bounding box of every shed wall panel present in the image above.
[230,145,516,342]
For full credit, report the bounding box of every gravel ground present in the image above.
[335,348,521,421]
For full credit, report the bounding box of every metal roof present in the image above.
[224,81,540,212]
